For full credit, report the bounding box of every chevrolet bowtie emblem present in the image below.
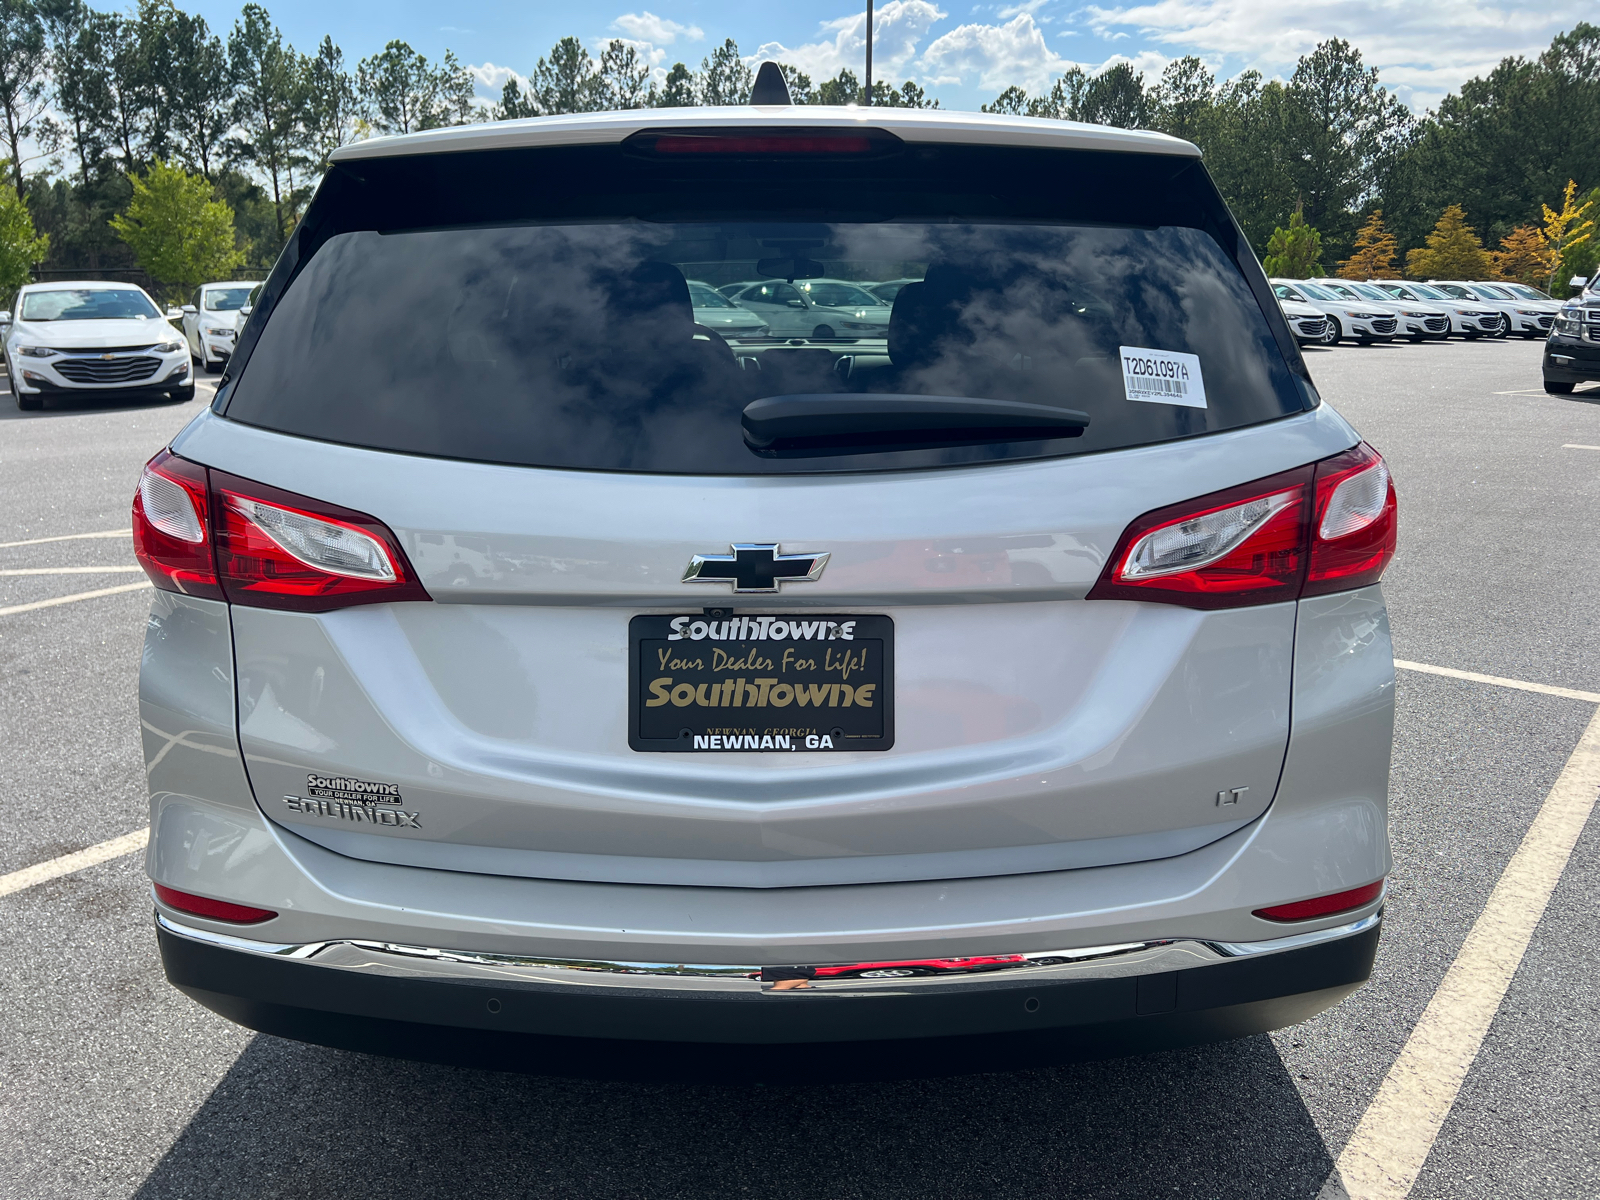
[101,353,116,360]
[682,544,829,593]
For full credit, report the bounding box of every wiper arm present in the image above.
[743,393,1090,454]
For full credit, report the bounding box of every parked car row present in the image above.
[3,277,262,410]
[1271,277,1560,347]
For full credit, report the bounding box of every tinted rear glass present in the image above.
[225,140,1306,475]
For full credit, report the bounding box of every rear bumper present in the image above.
[157,911,1379,1073]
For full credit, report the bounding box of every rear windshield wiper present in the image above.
[742,393,1090,455]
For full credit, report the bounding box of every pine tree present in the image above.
[1404,205,1492,280]
[1336,209,1399,278]
[1262,203,1324,277]
[1490,225,1555,287]
[1541,180,1595,296]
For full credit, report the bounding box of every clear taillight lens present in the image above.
[1089,442,1397,609]
[132,450,222,599]
[228,497,398,581]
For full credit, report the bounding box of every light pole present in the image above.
[864,0,873,104]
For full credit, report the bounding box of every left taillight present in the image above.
[133,451,431,612]
[133,450,222,599]
[210,470,431,612]
[1088,442,1397,609]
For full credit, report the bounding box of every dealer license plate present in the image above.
[629,613,894,752]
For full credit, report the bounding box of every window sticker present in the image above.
[1119,346,1207,409]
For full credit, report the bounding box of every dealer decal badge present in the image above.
[283,772,421,829]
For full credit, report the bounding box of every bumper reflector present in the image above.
[1254,879,1384,922]
[154,883,277,924]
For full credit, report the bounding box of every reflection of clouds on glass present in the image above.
[233,220,1299,475]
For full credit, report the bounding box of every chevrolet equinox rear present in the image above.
[137,102,1396,1076]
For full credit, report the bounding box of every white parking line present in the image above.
[0,581,150,617]
[1323,701,1600,1199]
[0,566,144,576]
[1395,659,1600,703]
[0,528,131,549]
[1562,444,1600,451]
[0,828,149,898]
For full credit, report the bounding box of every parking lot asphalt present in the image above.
[1,340,1597,1200]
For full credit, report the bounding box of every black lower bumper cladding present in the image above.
[158,922,1379,1082]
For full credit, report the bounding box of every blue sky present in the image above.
[181,0,1592,114]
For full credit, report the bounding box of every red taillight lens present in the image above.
[1087,466,1314,609]
[1304,443,1397,597]
[1254,879,1384,922]
[154,883,277,924]
[132,450,223,600]
[210,470,431,612]
[1088,443,1397,610]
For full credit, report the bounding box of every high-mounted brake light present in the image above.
[209,470,431,612]
[155,883,277,924]
[1088,442,1397,610]
[132,450,222,599]
[1254,879,1384,922]
[623,128,902,158]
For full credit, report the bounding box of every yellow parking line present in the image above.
[0,528,131,549]
[0,581,150,617]
[0,828,149,899]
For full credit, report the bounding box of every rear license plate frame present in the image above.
[629,613,894,752]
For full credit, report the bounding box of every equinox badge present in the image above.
[682,543,829,593]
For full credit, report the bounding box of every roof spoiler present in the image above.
[749,62,792,105]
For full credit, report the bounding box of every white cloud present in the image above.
[1082,0,1595,109]
[468,61,526,100]
[612,11,703,45]
[919,12,1070,91]
[751,1,947,82]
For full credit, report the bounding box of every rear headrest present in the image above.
[603,261,694,337]
[887,265,1006,368]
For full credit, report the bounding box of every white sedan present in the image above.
[180,280,262,373]
[728,278,892,341]
[1469,281,1559,339]
[2,281,193,411]
[1277,297,1328,345]
[1270,279,1396,345]
[1370,281,1501,338]
[1307,279,1451,342]
[688,281,770,340]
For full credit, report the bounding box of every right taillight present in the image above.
[131,451,431,612]
[1304,442,1397,596]
[1089,442,1396,609]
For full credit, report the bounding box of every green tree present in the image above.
[699,38,751,106]
[98,10,155,175]
[357,39,473,132]
[302,36,356,169]
[1081,62,1148,128]
[526,36,599,114]
[109,159,244,296]
[981,84,1027,115]
[38,0,110,185]
[1284,39,1413,255]
[1263,204,1325,277]
[1150,56,1215,144]
[228,5,306,241]
[816,68,860,106]
[774,62,812,104]
[0,0,50,193]
[0,159,47,291]
[495,75,538,120]
[156,6,232,180]
[595,39,651,109]
[655,61,694,107]
[1405,204,1493,279]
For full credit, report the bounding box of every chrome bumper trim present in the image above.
[156,910,1381,995]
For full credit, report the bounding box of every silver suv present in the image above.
[136,102,1396,1075]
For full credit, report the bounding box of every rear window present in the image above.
[225,140,1308,475]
